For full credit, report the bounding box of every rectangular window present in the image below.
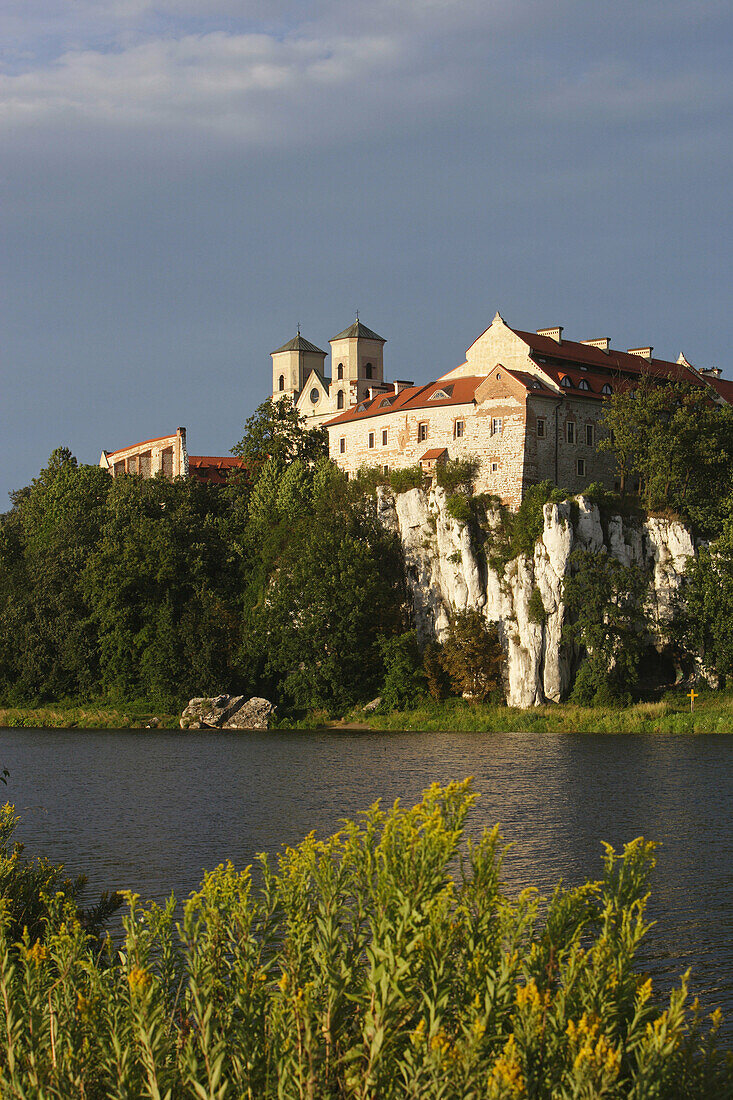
[418,422,428,442]
[537,418,546,439]
[585,424,595,446]
[382,429,388,446]
[454,420,465,439]
[566,422,576,444]
[577,458,586,477]
[491,461,499,473]
[491,417,503,436]
[383,465,390,476]
[368,432,375,449]
[339,437,346,454]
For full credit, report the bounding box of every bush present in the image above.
[389,466,425,494]
[0,782,727,1098]
[527,586,547,625]
[441,609,504,701]
[446,492,472,526]
[423,640,450,701]
[436,457,479,494]
[378,630,426,710]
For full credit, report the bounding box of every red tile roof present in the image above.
[105,433,179,457]
[514,329,700,384]
[325,376,486,426]
[420,448,448,461]
[188,456,246,485]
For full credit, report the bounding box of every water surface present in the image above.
[1,729,731,1031]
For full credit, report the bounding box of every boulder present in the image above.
[180,695,275,730]
[362,696,382,713]
[223,697,276,730]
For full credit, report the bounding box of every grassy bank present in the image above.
[0,703,179,729]
[339,690,733,734]
[3,690,733,733]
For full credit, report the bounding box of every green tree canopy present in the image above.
[600,376,733,536]
[231,396,328,468]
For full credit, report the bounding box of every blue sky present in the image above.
[1,0,731,503]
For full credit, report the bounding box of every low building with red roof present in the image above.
[100,428,246,486]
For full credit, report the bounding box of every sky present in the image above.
[1,0,731,504]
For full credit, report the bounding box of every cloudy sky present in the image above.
[1,0,731,503]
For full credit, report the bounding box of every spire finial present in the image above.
[297,321,301,336]
[355,308,359,322]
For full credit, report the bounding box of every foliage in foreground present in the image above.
[0,781,729,1099]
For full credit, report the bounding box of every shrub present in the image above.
[446,492,472,526]
[436,457,479,494]
[441,609,504,701]
[389,466,425,494]
[423,640,450,701]
[527,586,547,625]
[0,782,727,1098]
[378,630,426,710]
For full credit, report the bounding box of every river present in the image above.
[1,728,731,1034]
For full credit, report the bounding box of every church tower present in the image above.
[271,331,327,402]
[329,318,386,407]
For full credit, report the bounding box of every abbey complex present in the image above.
[100,312,731,508]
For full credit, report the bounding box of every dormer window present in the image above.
[602,383,613,395]
[429,385,454,400]
[379,397,393,408]
[560,375,572,388]
[337,364,344,380]
[578,379,590,391]
[278,375,285,391]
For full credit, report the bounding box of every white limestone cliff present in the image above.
[377,486,696,708]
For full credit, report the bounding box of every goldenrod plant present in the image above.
[0,781,729,1097]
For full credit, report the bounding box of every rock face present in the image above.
[378,486,696,709]
[180,695,276,730]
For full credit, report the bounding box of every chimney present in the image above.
[581,338,610,353]
[628,347,653,361]
[537,326,563,343]
[393,379,414,394]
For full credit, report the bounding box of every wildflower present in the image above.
[278,973,288,992]
[515,978,543,1012]
[411,1018,426,1045]
[489,1036,524,1097]
[636,977,653,1004]
[26,941,48,967]
[128,966,152,997]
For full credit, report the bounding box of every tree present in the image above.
[440,610,504,702]
[600,376,733,537]
[0,450,112,701]
[683,516,733,679]
[231,396,328,468]
[563,549,649,704]
[378,631,426,710]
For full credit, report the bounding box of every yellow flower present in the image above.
[636,977,653,1005]
[128,966,152,997]
[489,1036,525,1098]
[26,941,48,967]
[411,1018,426,1045]
[278,972,288,992]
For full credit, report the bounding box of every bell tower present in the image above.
[271,330,327,402]
[329,317,386,406]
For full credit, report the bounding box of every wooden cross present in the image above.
[687,689,698,713]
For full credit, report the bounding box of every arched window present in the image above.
[560,375,572,388]
[578,379,590,391]
[278,375,285,391]
[602,383,613,395]
[365,363,373,379]
[337,364,344,380]
[337,390,344,409]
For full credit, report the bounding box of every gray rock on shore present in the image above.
[180,695,276,731]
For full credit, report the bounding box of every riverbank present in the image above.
[0,704,179,729]
[342,691,733,734]
[2,689,733,732]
